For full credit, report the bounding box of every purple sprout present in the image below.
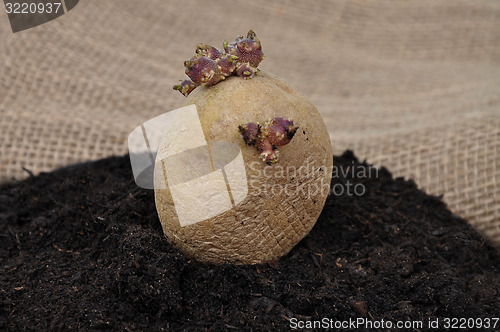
[239,117,299,165]
[173,30,264,95]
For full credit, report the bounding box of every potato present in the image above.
[154,71,333,264]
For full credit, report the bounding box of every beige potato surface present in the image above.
[154,71,333,264]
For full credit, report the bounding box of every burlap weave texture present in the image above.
[0,0,499,247]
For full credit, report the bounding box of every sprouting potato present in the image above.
[155,32,332,264]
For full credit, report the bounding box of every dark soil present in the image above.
[1,151,499,331]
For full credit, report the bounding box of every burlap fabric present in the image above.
[1,1,499,248]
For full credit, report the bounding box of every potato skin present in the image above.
[155,71,333,264]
